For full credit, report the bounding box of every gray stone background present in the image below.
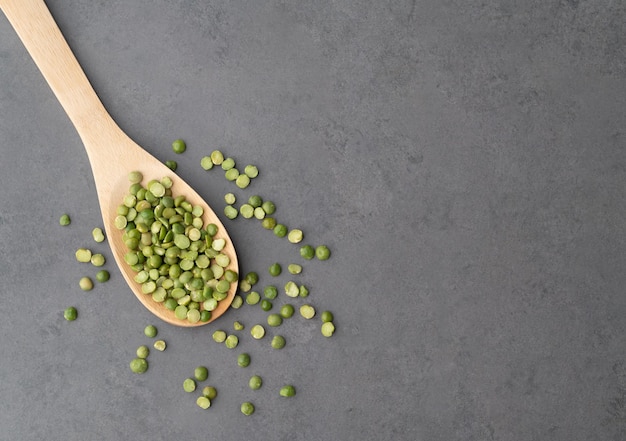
[1,1,625,440]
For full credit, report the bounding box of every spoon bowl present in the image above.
[0,0,238,326]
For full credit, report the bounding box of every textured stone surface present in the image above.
[0,1,625,440]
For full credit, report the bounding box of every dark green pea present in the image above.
[300,245,315,260]
[260,299,273,311]
[172,139,186,154]
[63,306,77,321]
[238,353,251,368]
[268,263,281,277]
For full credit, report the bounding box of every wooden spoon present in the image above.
[0,0,238,326]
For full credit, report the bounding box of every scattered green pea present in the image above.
[195,366,209,381]
[241,401,255,415]
[238,353,251,368]
[244,164,259,178]
[249,375,262,390]
[288,229,303,243]
[225,168,240,181]
[183,378,197,392]
[261,217,277,229]
[267,313,283,327]
[196,396,211,409]
[279,304,295,319]
[144,325,158,338]
[172,139,186,154]
[224,193,236,205]
[234,321,244,331]
[261,200,275,215]
[248,195,263,208]
[260,299,273,311]
[300,245,315,260]
[221,157,235,170]
[253,207,265,220]
[210,150,224,165]
[246,291,261,305]
[90,254,105,267]
[202,386,217,399]
[63,306,77,321]
[153,340,167,351]
[271,335,286,349]
[96,270,110,282]
[321,311,334,323]
[225,334,239,349]
[231,295,244,309]
[263,285,278,299]
[321,321,336,337]
[92,227,105,243]
[279,385,296,397]
[235,174,250,188]
[300,304,316,319]
[165,160,178,171]
[273,224,288,238]
[130,358,148,374]
[316,245,331,260]
[284,281,299,298]
[59,214,71,226]
[250,324,265,339]
[212,330,227,343]
[240,204,254,218]
[288,264,302,275]
[200,156,214,170]
[299,284,309,298]
[79,277,93,291]
[136,345,150,359]
[75,248,92,263]
[269,263,282,277]
[224,205,238,219]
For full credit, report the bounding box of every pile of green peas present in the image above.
[114,171,237,324]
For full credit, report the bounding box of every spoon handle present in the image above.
[0,0,117,146]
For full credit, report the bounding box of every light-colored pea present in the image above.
[287,229,303,243]
[210,150,224,165]
[91,253,106,267]
[300,304,316,319]
[75,248,92,263]
[59,214,71,226]
[153,340,167,351]
[79,277,93,291]
[196,396,211,409]
[224,193,236,205]
[183,378,196,393]
[92,227,106,243]
[288,264,302,275]
[244,165,259,178]
[212,330,227,343]
[225,334,239,349]
[250,324,265,339]
[235,174,250,188]
[284,281,299,298]
[321,321,335,337]
[200,156,214,170]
